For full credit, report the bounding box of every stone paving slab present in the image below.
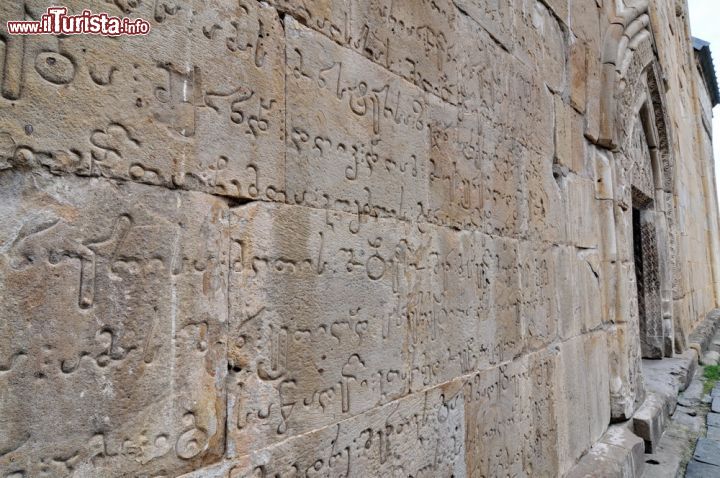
[686,459,720,478]
[680,373,707,408]
[694,438,720,466]
[707,426,720,441]
[709,413,720,427]
[679,396,697,407]
[683,325,720,477]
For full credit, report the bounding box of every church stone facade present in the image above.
[1,0,719,476]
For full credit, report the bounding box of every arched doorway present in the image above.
[598,0,678,420]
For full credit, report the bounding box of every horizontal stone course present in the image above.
[0,0,718,476]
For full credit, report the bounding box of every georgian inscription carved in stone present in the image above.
[285,17,430,222]
[0,0,714,476]
[0,1,285,200]
[0,171,228,476]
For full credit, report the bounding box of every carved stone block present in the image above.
[285,16,429,221]
[452,0,515,50]
[226,380,467,477]
[464,350,560,477]
[227,202,423,452]
[564,175,600,249]
[0,171,228,476]
[0,1,285,201]
[556,332,610,473]
[268,0,466,104]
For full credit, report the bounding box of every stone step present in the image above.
[642,350,698,400]
[640,359,708,478]
[565,424,645,478]
[633,392,672,453]
[634,350,699,454]
[689,309,720,356]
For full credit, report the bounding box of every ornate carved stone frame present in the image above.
[598,0,678,419]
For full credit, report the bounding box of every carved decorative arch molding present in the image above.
[597,0,674,194]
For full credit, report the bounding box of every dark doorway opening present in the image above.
[633,206,646,333]
[631,189,664,358]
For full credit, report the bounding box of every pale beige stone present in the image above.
[599,258,618,324]
[632,392,669,453]
[555,246,604,339]
[570,0,601,46]
[520,242,559,350]
[0,0,718,476]
[526,141,565,244]
[285,16,429,221]
[464,350,560,477]
[556,245,583,340]
[556,332,610,473]
[570,40,589,113]
[408,227,509,389]
[226,379,467,477]
[577,249,604,331]
[453,0,515,49]
[584,42,603,142]
[544,0,569,23]
[564,175,600,249]
[267,0,467,104]
[0,171,228,476]
[566,425,645,478]
[225,201,525,439]
[537,2,567,93]
[227,202,420,453]
[607,323,645,421]
[0,0,286,201]
[593,147,615,200]
[555,95,586,174]
[427,97,485,229]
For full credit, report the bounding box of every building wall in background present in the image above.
[0,0,718,476]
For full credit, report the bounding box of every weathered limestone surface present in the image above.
[566,424,646,478]
[0,171,229,476]
[0,0,719,477]
[0,0,286,201]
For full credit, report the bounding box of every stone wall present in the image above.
[0,0,717,477]
[649,0,720,353]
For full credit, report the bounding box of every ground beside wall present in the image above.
[0,0,718,477]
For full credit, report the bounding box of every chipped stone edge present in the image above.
[564,423,645,478]
[565,312,720,478]
[689,308,720,357]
